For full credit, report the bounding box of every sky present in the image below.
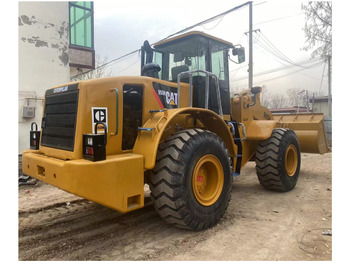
[92,0,328,98]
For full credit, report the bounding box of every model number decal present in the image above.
[152,82,178,109]
[53,86,68,93]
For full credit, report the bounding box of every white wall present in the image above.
[18,2,70,153]
[312,101,329,116]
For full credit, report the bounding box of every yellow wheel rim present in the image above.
[192,155,224,206]
[285,144,298,177]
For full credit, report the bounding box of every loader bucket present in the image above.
[273,113,330,154]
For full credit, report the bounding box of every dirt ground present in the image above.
[18,153,332,261]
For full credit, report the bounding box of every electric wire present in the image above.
[157,1,249,42]
[72,1,307,83]
[256,62,323,83]
[114,58,140,76]
[71,49,140,79]
[71,1,251,79]
[254,12,303,26]
[233,60,323,88]
[256,32,302,67]
[255,31,315,69]
[232,58,323,82]
[230,64,248,79]
[252,30,324,81]
[253,44,322,80]
[319,60,327,92]
[201,13,228,31]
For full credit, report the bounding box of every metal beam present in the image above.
[249,1,253,90]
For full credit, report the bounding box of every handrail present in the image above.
[177,70,223,118]
[114,88,119,135]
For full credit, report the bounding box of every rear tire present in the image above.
[255,128,301,192]
[149,128,232,230]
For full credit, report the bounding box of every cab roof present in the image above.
[153,31,234,48]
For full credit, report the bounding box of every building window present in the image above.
[69,1,94,49]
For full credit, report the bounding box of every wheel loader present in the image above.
[22,31,330,230]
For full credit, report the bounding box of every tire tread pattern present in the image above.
[255,128,300,192]
[149,128,232,230]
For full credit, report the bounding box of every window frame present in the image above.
[69,1,94,50]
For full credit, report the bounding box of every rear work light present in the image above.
[83,122,107,162]
[30,122,40,150]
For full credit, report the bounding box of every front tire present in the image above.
[149,129,232,230]
[255,128,301,192]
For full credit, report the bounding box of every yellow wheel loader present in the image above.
[22,31,330,230]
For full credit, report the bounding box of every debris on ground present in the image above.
[322,230,332,236]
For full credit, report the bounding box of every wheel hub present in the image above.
[192,155,224,206]
[285,144,298,177]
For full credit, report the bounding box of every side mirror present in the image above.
[232,46,245,64]
[143,40,154,64]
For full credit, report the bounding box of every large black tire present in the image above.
[255,128,301,192]
[149,128,232,230]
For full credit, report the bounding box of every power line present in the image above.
[71,49,140,79]
[201,13,228,30]
[253,44,322,80]
[158,1,249,42]
[254,12,303,26]
[319,60,327,92]
[253,62,323,84]
[233,61,323,88]
[256,31,304,67]
[71,1,251,79]
[114,58,140,76]
[232,58,323,82]
[252,29,325,81]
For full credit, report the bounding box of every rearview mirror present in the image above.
[232,46,245,64]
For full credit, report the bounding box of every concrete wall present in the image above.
[18,2,70,153]
[312,101,330,116]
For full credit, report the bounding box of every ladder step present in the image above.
[149,109,167,113]
[138,127,154,131]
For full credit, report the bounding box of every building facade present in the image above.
[311,96,331,116]
[18,1,94,153]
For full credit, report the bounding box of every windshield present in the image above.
[141,32,232,115]
[154,35,229,82]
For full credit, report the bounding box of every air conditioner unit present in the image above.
[22,106,35,118]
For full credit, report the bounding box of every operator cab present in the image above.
[141,31,245,115]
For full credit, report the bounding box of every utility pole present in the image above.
[327,55,332,116]
[248,1,253,90]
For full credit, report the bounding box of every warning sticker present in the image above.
[91,107,108,134]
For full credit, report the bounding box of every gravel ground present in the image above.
[18,152,332,261]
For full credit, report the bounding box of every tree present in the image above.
[260,85,271,108]
[302,2,332,59]
[285,87,313,110]
[286,87,301,107]
[260,85,287,109]
[270,93,286,109]
[72,55,114,81]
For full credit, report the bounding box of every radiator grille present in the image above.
[41,85,79,151]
